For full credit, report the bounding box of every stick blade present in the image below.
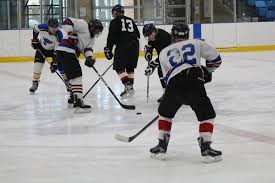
[114,133,130,142]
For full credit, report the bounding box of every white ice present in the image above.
[0,52,275,183]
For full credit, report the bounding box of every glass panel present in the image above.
[165,0,186,24]
[189,0,212,24]
[236,0,262,22]
[213,0,234,23]
[0,0,18,30]
[140,0,163,24]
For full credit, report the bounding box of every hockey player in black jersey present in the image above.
[104,4,140,99]
[143,23,171,102]
[29,18,68,93]
[150,22,222,162]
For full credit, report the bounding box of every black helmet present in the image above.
[171,22,190,41]
[48,18,59,27]
[142,23,157,37]
[88,19,103,38]
[112,4,124,14]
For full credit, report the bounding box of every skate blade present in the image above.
[29,91,36,95]
[121,92,135,99]
[74,107,91,113]
[150,153,166,160]
[202,155,222,163]
[67,104,74,108]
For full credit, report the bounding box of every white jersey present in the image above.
[159,39,222,84]
[57,17,94,57]
[33,23,64,50]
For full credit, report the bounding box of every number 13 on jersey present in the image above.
[121,19,134,32]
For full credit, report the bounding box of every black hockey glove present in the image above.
[145,60,158,76]
[201,66,212,83]
[144,45,153,62]
[85,56,96,67]
[104,47,113,60]
[50,59,58,73]
[31,38,40,50]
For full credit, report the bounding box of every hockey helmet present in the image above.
[112,4,124,16]
[88,19,103,38]
[142,23,157,37]
[48,18,59,27]
[171,22,190,41]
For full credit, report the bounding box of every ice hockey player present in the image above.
[29,18,69,93]
[56,17,103,112]
[104,4,140,99]
[143,23,171,102]
[150,22,222,162]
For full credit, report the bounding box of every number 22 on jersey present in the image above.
[121,19,134,32]
[167,44,197,66]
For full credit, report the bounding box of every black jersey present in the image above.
[148,28,171,55]
[107,15,140,50]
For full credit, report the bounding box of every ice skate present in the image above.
[67,92,74,108]
[74,95,91,113]
[197,137,222,163]
[120,84,135,99]
[29,81,39,93]
[150,134,170,160]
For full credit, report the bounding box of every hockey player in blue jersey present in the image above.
[29,18,68,93]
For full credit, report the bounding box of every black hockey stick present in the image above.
[36,49,70,88]
[91,66,136,110]
[115,115,159,142]
[83,63,113,98]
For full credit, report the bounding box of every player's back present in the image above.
[149,28,171,54]
[159,39,220,83]
[108,15,140,48]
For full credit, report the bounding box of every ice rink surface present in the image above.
[0,51,275,183]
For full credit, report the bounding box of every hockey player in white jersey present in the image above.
[150,22,222,162]
[56,17,103,112]
[29,18,68,93]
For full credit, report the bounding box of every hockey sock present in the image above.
[118,71,129,85]
[32,62,44,81]
[70,77,83,99]
[127,72,134,85]
[199,119,214,142]
[158,115,172,139]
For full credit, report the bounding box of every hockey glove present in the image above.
[50,59,58,73]
[144,45,153,62]
[145,60,158,76]
[104,47,113,60]
[31,38,40,50]
[201,66,212,83]
[85,56,96,67]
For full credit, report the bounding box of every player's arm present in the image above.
[133,20,140,39]
[31,24,48,49]
[200,41,222,72]
[104,20,118,60]
[83,39,96,67]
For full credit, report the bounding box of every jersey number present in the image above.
[121,19,134,32]
[167,44,197,66]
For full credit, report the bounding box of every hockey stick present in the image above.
[83,63,113,98]
[36,49,70,88]
[115,115,159,142]
[146,76,149,103]
[91,66,136,110]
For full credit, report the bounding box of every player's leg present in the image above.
[57,51,91,112]
[150,76,183,160]
[113,48,132,98]
[190,83,222,162]
[29,49,46,93]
